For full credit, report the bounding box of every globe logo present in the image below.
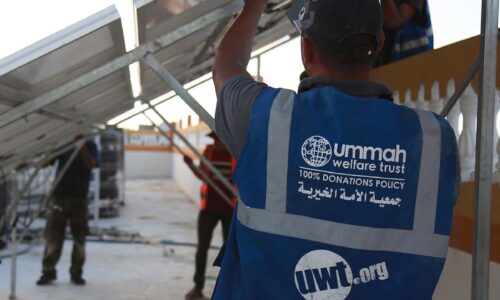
[301,136,332,167]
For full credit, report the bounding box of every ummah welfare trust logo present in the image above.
[301,136,333,167]
[294,250,353,300]
[294,250,390,300]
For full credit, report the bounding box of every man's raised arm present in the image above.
[381,0,419,29]
[213,0,268,96]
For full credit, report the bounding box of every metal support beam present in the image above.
[9,181,18,300]
[440,59,480,117]
[142,54,215,130]
[0,0,243,129]
[146,104,238,198]
[1,99,131,173]
[472,0,499,299]
[0,164,43,234]
[142,113,234,208]
[114,77,214,127]
[6,139,84,300]
[0,45,151,129]
[40,141,84,208]
[9,218,17,300]
[191,17,232,68]
[17,139,85,244]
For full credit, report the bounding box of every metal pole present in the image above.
[146,104,238,197]
[0,164,44,234]
[9,221,17,300]
[142,113,235,208]
[472,0,499,299]
[191,17,232,67]
[114,76,215,127]
[93,168,100,229]
[441,59,480,117]
[15,139,88,244]
[142,54,216,131]
[42,141,84,204]
[9,184,18,300]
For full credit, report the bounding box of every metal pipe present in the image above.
[0,164,44,234]
[93,168,100,230]
[472,0,499,298]
[9,219,17,300]
[142,113,235,208]
[15,136,97,244]
[113,75,214,127]
[142,54,216,130]
[440,59,480,117]
[41,140,85,206]
[146,104,239,198]
[191,17,232,68]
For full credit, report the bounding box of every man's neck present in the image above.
[308,66,372,82]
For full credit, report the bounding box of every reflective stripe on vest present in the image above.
[236,89,449,258]
[393,28,434,53]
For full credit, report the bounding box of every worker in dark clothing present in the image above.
[183,131,235,300]
[376,0,433,66]
[36,136,98,286]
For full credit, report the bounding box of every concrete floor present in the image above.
[0,179,223,300]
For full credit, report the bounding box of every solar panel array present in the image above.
[0,0,295,173]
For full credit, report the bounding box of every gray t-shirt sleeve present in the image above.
[215,75,268,159]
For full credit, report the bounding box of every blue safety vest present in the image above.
[391,0,434,61]
[213,86,460,300]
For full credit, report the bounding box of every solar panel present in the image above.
[136,0,297,102]
[0,0,295,172]
[0,5,132,172]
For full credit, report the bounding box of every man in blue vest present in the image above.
[212,0,460,299]
[376,0,434,66]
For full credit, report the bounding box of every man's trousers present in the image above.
[193,210,232,290]
[42,199,89,277]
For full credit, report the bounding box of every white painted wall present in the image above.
[172,153,202,201]
[434,248,500,299]
[125,151,173,179]
[170,129,212,201]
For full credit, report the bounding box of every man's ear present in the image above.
[301,36,314,72]
[376,32,386,55]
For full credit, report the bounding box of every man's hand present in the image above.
[381,0,419,29]
[183,155,193,166]
[213,0,268,96]
[74,133,85,141]
[244,0,268,10]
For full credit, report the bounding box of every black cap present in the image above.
[288,0,383,56]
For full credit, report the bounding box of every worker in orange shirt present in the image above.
[183,131,235,300]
